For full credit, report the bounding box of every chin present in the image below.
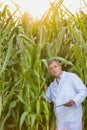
[55,75,59,78]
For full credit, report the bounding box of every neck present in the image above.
[56,71,63,79]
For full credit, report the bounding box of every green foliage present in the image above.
[0,1,87,130]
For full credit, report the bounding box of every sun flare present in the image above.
[21,0,50,19]
[0,0,86,19]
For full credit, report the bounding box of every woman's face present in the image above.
[48,61,62,78]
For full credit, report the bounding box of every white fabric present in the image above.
[46,71,87,130]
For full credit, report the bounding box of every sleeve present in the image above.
[46,87,52,103]
[72,73,87,106]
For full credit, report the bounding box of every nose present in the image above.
[53,68,57,72]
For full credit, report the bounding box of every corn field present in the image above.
[0,0,87,130]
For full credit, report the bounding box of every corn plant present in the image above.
[0,0,87,130]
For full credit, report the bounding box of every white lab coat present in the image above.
[46,71,87,130]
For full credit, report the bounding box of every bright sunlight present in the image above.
[0,0,86,19]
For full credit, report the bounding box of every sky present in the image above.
[0,0,87,19]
